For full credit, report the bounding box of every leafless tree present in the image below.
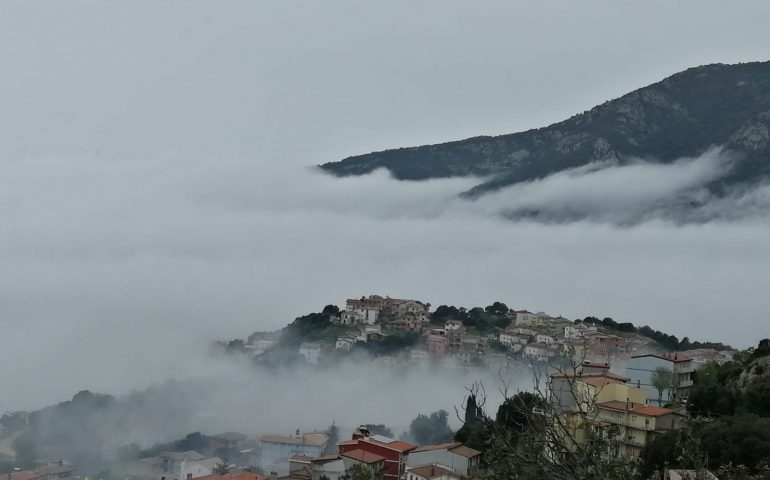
[457,356,640,480]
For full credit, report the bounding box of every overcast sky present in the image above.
[2,1,770,411]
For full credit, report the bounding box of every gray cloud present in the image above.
[2,152,769,414]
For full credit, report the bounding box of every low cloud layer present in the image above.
[1,150,769,415]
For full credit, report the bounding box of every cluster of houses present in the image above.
[5,463,76,480]
[497,311,644,365]
[117,426,479,480]
[550,360,686,460]
[266,426,480,480]
[240,295,717,372]
[127,432,256,480]
[550,346,731,464]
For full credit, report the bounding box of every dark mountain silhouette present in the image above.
[320,62,770,199]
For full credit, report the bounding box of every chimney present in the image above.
[187,475,192,480]
[269,473,277,480]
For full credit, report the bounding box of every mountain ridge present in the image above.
[319,61,770,199]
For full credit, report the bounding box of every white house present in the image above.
[444,320,463,331]
[260,432,328,475]
[395,300,430,322]
[345,298,381,325]
[341,309,378,326]
[523,345,553,362]
[499,332,515,347]
[535,334,555,345]
[406,464,461,480]
[513,311,543,327]
[179,457,223,479]
[335,337,355,351]
[564,325,581,340]
[299,342,322,365]
[626,353,695,405]
[406,443,481,477]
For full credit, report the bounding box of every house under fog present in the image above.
[259,431,328,475]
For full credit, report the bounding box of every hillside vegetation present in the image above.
[321,62,770,199]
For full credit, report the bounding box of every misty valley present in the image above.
[2,3,770,480]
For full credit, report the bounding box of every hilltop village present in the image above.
[224,294,733,374]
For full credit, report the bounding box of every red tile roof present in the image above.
[407,464,461,480]
[597,401,673,417]
[341,449,386,464]
[366,437,416,452]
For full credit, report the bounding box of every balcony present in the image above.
[621,437,646,448]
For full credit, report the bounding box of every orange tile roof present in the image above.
[449,445,482,458]
[631,353,692,363]
[366,438,416,452]
[597,401,673,417]
[341,449,386,464]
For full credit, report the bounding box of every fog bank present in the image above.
[1,152,769,411]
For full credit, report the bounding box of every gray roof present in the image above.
[159,451,206,461]
[211,431,248,442]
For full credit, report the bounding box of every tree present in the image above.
[464,394,484,427]
[650,366,673,406]
[213,461,231,475]
[430,305,467,324]
[485,302,509,316]
[362,424,393,438]
[494,391,546,446]
[461,367,638,480]
[700,415,770,471]
[322,305,340,316]
[175,432,209,452]
[226,339,245,353]
[752,339,770,361]
[341,464,372,480]
[743,376,770,417]
[687,361,743,417]
[323,422,340,455]
[409,410,453,445]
